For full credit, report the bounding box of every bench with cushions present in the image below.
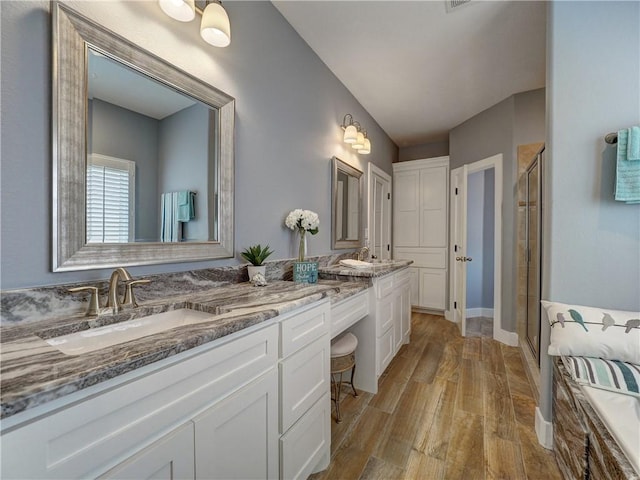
[543,301,640,480]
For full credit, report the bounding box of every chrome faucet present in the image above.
[106,267,133,314]
[357,246,370,262]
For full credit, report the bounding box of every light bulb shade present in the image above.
[159,0,195,22]
[201,2,231,47]
[343,124,358,144]
[358,138,371,154]
[352,131,365,149]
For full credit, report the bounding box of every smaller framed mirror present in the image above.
[332,157,363,249]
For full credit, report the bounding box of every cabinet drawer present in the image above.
[377,299,393,336]
[331,290,369,338]
[377,328,395,376]
[280,394,330,480]
[280,335,330,433]
[0,323,278,480]
[394,247,446,269]
[394,268,411,287]
[280,302,330,358]
[374,275,395,299]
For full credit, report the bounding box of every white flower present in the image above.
[285,209,320,234]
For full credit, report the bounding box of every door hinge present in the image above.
[387,244,390,251]
[454,244,458,252]
[454,301,457,309]
[455,187,458,195]
[387,193,391,200]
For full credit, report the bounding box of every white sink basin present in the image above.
[44,308,213,355]
[339,259,374,269]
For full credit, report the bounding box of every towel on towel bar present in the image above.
[176,191,196,222]
[614,127,640,204]
[627,126,640,161]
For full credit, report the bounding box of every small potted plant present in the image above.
[241,244,274,281]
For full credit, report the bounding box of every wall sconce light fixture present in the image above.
[159,0,231,47]
[341,114,371,155]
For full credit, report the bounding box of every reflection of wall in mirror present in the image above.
[159,103,210,242]
[90,100,212,242]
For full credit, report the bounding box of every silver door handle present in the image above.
[455,256,473,262]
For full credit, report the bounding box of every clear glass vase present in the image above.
[297,229,306,262]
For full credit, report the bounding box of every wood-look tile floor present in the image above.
[312,313,562,480]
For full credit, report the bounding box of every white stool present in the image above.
[330,332,358,423]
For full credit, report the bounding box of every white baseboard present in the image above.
[466,307,494,318]
[444,310,453,321]
[535,407,554,450]
[494,327,519,346]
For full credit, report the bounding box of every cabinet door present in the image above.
[377,327,395,376]
[394,171,420,247]
[408,267,420,307]
[99,423,195,480]
[393,296,403,354]
[400,286,411,344]
[420,166,447,248]
[194,369,278,480]
[420,269,446,310]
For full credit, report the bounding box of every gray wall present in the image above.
[398,141,450,162]
[466,170,484,309]
[0,1,397,290]
[158,103,210,242]
[466,169,495,311]
[450,88,545,332]
[539,1,640,422]
[90,98,160,242]
[482,169,495,309]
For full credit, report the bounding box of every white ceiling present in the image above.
[273,0,546,147]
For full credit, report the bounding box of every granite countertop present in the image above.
[0,279,367,420]
[318,259,412,279]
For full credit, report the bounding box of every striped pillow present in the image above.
[564,356,640,398]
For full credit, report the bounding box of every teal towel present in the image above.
[627,126,640,161]
[176,190,195,221]
[615,129,640,204]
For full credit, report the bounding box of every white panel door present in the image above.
[393,170,419,247]
[99,423,195,480]
[194,369,278,480]
[420,166,447,247]
[450,166,468,335]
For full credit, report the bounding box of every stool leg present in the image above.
[335,371,344,423]
[350,364,358,397]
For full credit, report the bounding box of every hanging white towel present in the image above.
[160,192,181,242]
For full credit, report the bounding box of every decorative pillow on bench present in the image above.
[542,301,640,364]
[563,356,640,398]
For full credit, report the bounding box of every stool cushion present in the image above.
[331,332,358,357]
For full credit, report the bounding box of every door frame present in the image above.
[368,163,392,260]
[449,154,509,343]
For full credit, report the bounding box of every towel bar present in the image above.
[605,132,618,144]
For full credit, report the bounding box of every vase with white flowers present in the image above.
[285,209,319,262]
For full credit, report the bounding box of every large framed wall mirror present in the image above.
[332,157,363,249]
[52,2,235,271]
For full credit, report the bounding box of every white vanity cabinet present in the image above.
[278,301,331,480]
[373,268,412,376]
[1,319,281,480]
[393,156,449,311]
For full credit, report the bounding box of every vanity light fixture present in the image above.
[341,114,372,154]
[158,0,231,47]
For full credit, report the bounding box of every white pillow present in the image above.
[541,301,640,364]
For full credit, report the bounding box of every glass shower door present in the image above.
[525,152,542,365]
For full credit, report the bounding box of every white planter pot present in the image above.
[247,265,266,281]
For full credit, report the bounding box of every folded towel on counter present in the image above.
[615,128,640,204]
[627,126,640,161]
[176,191,196,222]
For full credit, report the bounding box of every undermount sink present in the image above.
[339,259,375,269]
[43,308,213,355]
